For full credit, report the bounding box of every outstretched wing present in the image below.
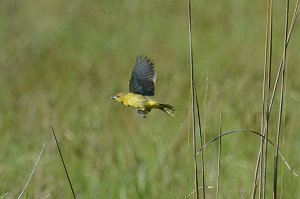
[129,55,156,96]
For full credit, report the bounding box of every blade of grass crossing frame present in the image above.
[51,126,77,199]
[262,0,274,198]
[216,92,223,199]
[252,0,273,197]
[188,0,200,198]
[273,0,289,198]
[195,85,206,199]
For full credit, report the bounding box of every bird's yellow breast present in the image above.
[120,93,158,109]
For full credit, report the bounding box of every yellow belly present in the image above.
[122,93,158,110]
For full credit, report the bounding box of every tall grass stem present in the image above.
[273,0,289,198]
[51,126,77,199]
[188,0,200,198]
[17,143,45,199]
[216,92,223,199]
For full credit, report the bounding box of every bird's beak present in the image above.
[111,96,117,99]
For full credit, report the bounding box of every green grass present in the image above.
[0,0,299,198]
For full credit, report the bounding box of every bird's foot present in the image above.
[137,110,147,118]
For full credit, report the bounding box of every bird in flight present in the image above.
[111,55,175,118]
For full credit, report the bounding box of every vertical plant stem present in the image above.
[268,0,299,113]
[252,150,261,199]
[195,85,206,199]
[188,0,199,198]
[279,66,287,199]
[273,68,285,199]
[252,0,300,198]
[216,92,223,199]
[51,126,77,199]
[273,0,289,198]
[253,0,272,197]
[263,0,273,198]
[259,1,270,197]
[185,108,192,198]
[203,76,209,145]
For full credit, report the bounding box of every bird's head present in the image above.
[111,92,126,103]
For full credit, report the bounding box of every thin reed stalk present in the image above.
[188,0,200,198]
[186,186,214,199]
[279,66,287,199]
[216,92,223,199]
[51,126,77,199]
[253,0,273,197]
[185,108,192,199]
[273,0,289,198]
[252,151,261,199]
[253,0,300,198]
[203,76,209,145]
[268,0,299,113]
[262,0,273,198]
[195,85,206,199]
[17,143,45,199]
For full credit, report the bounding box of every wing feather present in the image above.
[129,55,156,96]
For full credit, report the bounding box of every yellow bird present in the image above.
[111,55,175,118]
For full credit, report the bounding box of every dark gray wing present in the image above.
[129,55,156,96]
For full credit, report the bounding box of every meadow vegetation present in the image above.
[0,0,299,198]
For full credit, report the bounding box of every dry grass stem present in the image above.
[216,92,223,199]
[41,193,51,199]
[203,76,209,144]
[186,186,214,199]
[51,126,77,199]
[273,0,289,198]
[252,0,300,198]
[262,0,273,198]
[254,0,273,198]
[195,129,297,176]
[268,0,299,113]
[185,108,192,198]
[17,143,45,199]
[280,67,288,199]
[188,0,200,198]
[195,85,206,199]
[0,193,9,199]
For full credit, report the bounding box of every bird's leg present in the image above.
[137,109,147,118]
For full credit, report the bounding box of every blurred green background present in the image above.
[0,0,299,198]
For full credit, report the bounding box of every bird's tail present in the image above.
[158,103,175,117]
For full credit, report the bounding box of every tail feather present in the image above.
[158,103,175,117]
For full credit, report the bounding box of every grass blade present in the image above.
[188,1,200,198]
[195,85,206,199]
[196,129,298,177]
[216,92,223,199]
[51,126,77,199]
[17,143,45,199]
[273,0,289,198]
